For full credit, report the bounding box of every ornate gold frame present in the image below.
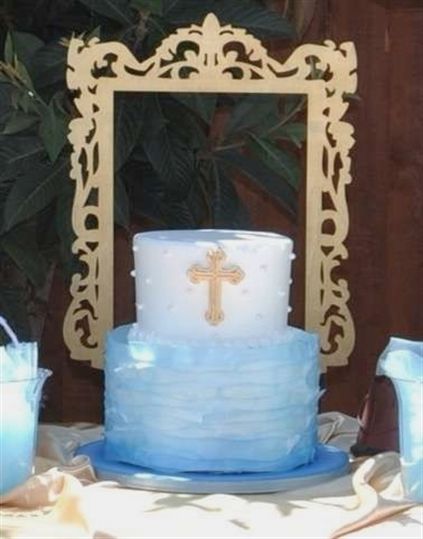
[64,13,357,369]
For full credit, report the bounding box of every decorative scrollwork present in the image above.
[65,13,357,369]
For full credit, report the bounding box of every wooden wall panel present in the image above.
[319,0,423,412]
[385,7,423,339]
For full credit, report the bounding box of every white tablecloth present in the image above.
[1,413,422,538]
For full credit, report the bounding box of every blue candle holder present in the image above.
[0,369,51,495]
[378,337,423,503]
[0,317,52,495]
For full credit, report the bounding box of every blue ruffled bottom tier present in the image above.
[105,325,320,473]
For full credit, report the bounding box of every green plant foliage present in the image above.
[76,0,135,25]
[39,100,69,162]
[0,224,49,288]
[248,133,300,190]
[130,0,163,16]
[0,0,308,340]
[0,287,31,344]
[3,158,69,232]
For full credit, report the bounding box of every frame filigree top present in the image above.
[65,13,357,369]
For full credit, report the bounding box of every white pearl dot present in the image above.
[130,270,136,278]
[289,278,293,285]
[136,303,143,311]
[290,253,296,260]
[133,245,139,252]
[288,306,292,313]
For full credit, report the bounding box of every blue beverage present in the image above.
[0,369,51,495]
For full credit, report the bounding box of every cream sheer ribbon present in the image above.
[0,424,104,538]
[0,414,420,538]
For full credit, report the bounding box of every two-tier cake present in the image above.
[104,229,320,473]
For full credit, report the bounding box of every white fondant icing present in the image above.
[133,229,293,340]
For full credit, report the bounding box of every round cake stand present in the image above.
[77,442,349,494]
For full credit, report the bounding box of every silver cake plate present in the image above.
[77,441,350,494]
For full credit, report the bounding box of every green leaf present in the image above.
[164,1,295,39]
[282,94,306,117]
[114,172,130,228]
[14,58,35,90]
[343,92,361,102]
[114,94,144,171]
[131,0,163,15]
[269,122,306,148]
[185,174,209,226]
[9,32,44,70]
[31,44,67,88]
[39,101,68,162]
[0,83,12,129]
[291,0,317,40]
[126,162,166,224]
[86,26,101,40]
[161,0,209,18]
[4,33,14,64]
[0,287,31,344]
[55,180,77,278]
[210,161,250,228]
[0,71,12,84]
[171,93,217,125]
[55,180,76,278]
[0,224,48,287]
[3,158,69,231]
[217,149,297,216]
[161,199,197,227]
[17,89,41,115]
[0,136,44,183]
[140,95,195,193]
[158,94,208,150]
[224,94,279,139]
[76,0,134,25]
[215,1,295,39]
[2,111,39,135]
[248,133,301,189]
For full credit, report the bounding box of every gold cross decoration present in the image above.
[187,248,245,326]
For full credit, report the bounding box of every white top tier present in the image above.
[133,229,294,341]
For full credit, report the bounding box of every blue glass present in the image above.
[0,369,51,495]
[378,337,423,503]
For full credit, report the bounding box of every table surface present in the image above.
[1,413,422,538]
